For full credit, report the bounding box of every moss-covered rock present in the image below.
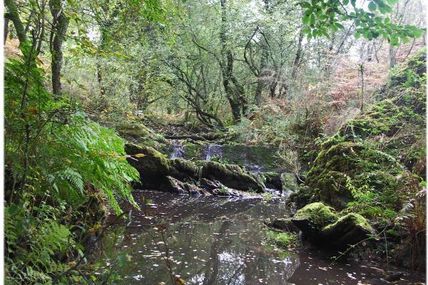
[290,203,375,249]
[170,158,199,180]
[125,144,172,189]
[294,50,426,219]
[164,176,209,196]
[200,161,265,193]
[321,213,376,249]
[291,202,338,238]
[117,121,167,150]
[125,144,266,194]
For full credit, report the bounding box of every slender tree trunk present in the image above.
[389,45,397,69]
[254,42,268,106]
[291,29,304,80]
[4,16,10,43]
[4,0,27,45]
[96,27,109,97]
[359,63,365,112]
[220,0,246,122]
[254,0,271,106]
[49,0,69,96]
[96,60,106,96]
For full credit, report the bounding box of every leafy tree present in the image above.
[300,0,424,44]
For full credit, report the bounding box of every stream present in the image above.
[168,140,281,172]
[92,191,425,285]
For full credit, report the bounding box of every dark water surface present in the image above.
[93,191,425,285]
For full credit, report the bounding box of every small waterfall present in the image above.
[204,144,223,161]
[244,163,263,173]
[170,140,185,159]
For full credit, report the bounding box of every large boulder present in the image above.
[321,213,376,249]
[200,161,265,193]
[291,202,338,238]
[125,144,172,189]
[291,202,375,249]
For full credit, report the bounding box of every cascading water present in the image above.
[169,140,185,159]
[204,144,223,161]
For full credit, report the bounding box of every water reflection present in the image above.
[92,191,425,285]
[94,191,298,285]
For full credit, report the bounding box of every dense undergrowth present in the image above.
[5,51,139,283]
[293,49,426,270]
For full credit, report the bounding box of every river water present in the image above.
[92,191,425,285]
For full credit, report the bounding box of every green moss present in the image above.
[183,142,204,160]
[266,230,298,248]
[126,144,171,176]
[388,48,426,90]
[294,49,426,226]
[262,192,273,202]
[322,213,373,233]
[170,158,199,179]
[293,202,338,227]
[146,146,171,167]
[200,161,265,192]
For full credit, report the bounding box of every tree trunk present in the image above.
[291,29,304,80]
[49,0,69,96]
[4,16,9,43]
[96,27,109,97]
[4,0,27,45]
[389,45,397,69]
[96,60,106,96]
[220,0,246,122]
[254,41,268,106]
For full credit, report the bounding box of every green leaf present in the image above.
[303,14,311,25]
[309,13,316,26]
[368,2,377,11]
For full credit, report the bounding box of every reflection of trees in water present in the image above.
[94,192,300,284]
[203,221,231,285]
[150,217,300,285]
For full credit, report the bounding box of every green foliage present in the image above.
[300,0,424,44]
[297,50,426,227]
[46,114,139,212]
[5,203,73,284]
[5,53,139,283]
